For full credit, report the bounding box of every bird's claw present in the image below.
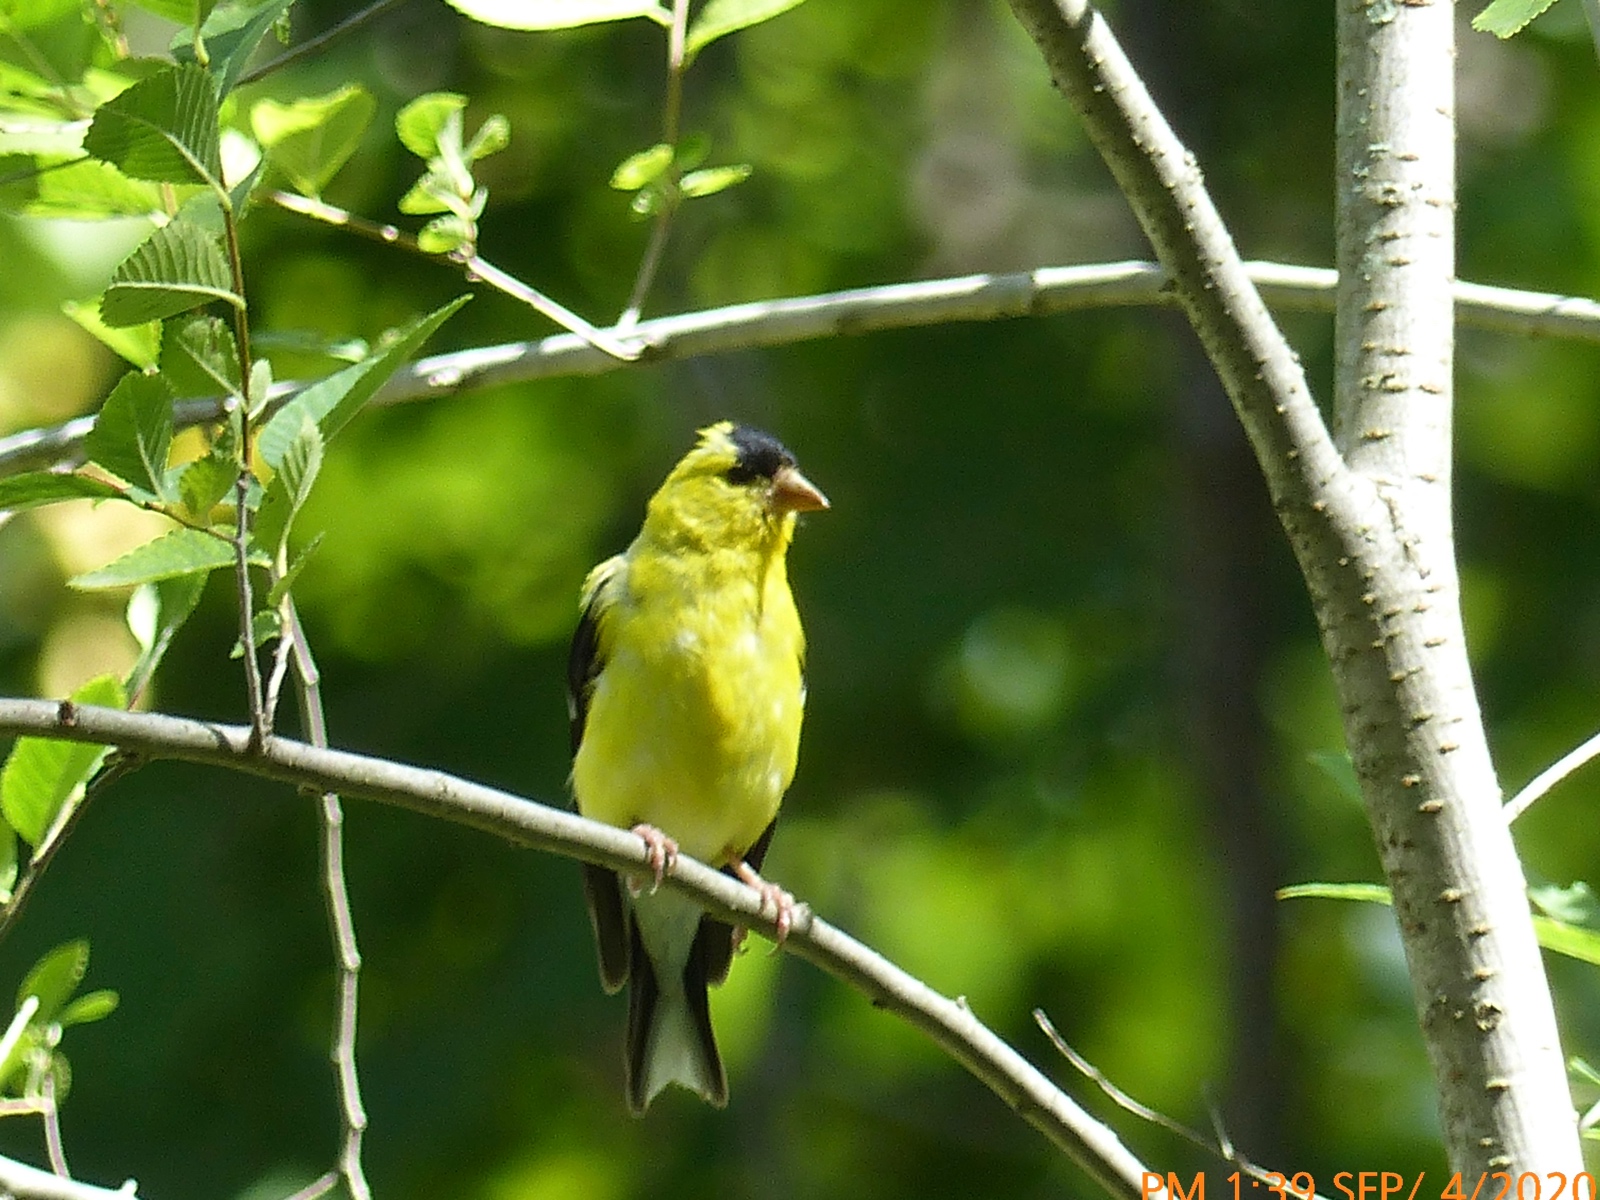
[628,823,678,895]
[734,861,800,948]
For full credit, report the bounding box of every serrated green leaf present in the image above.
[256,296,469,468]
[266,530,323,607]
[441,0,664,29]
[679,162,751,198]
[251,85,376,196]
[82,64,221,187]
[125,572,208,698]
[17,941,89,1025]
[101,218,242,327]
[0,677,123,850]
[160,314,242,398]
[62,300,161,369]
[177,452,237,519]
[173,0,297,96]
[83,372,175,500]
[684,0,807,60]
[610,142,673,191]
[1,0,82,29]
[1472,0,1559,36]
[275,415,322,518]
[57,989,118,1028]
[397,173,457,216]
[248,607,281,648]
[395,92,467,160]
[70,527,238,589]
[0,473,127,512]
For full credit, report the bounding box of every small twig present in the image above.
[279,1170,339,1200]
[1502,727,1600,824]
[285,600,370,1200]
[617,0,691,329]
[236,0,410,87]
[265,190,639,360]
[263,625,295,733]
[39,1075,67,1179]
[1033,1009,1332,1200]
[232,472,267,748]
[0,756,140,947]
[0,1151,134,1200]
[0,999,38,1073]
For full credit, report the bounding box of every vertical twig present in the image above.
[39,1074,67,1179]
[617,0,691,328]
[285,598,371,1200]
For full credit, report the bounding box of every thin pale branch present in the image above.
[6,261,1594,479]
[1503,728,1600,824]
[235,0,410,87]
[0,697,1154,1200]
[0,1152,135,1200]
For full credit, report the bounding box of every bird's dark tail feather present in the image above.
[625,920,728,1115]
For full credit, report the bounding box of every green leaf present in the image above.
[256,296,469,468]
[69,527,238,589]
[82,64,222,187]
[160,314,242,398]
[395,93,467,160]
[610,142,673,191]
[174,0,297,96]
[275,415,323,520]
[1471,0,1559,36]
[0,829,15,907]
[101,218,242,327]
[266,530,323,607]
[57,989,118,1028]
[440,0,665,30]
[83,372,175,500]
[251,85,376,196]
[1276,881,1391,905]
[1,0,82,29]
[417,213,473,254]
[4,158,179,220]
[17,941,90,1025]
[127,0,214,22]
[684,0,807,60]
[247,607,281,649]
[124,572,209,696]
[177,452,237,519]
[0,676,124,849]
[62,300,161,369]
[0,473,127,512]
[464,113,510,162]
[679,162,751,198]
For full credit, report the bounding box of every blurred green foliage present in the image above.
[1,0,1599,1196]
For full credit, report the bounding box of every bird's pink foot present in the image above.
[734,861,800,946]
[628,823,678,895]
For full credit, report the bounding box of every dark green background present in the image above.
[1,0,1599,1195]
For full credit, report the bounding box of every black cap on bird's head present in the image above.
[689,421,830,515]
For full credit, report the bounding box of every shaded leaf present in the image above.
[70,527,239,589]
[610,142,673,191]
[256,296,469,468]
[125,572,209,697]
[251,85,376,195]
[177,452,237,520]
[0,676,124,849]
[0,473,127,513]
[160,314,242,398]
[441,0,665,30]
[684,0,807,60]
[62,299,161,369]
[82,64,221,186]
[58,989,118,1028]
[679,163,751,198]
[101,218,241,327]
[83,372,175,500]
[174,0,297,96]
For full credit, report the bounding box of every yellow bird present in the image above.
[567,420,828,1114]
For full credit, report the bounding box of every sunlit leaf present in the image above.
[256,296,469,468]
[679,163,751,198]
[684,0,807,60]
[83,372,175,500]
[176,452,237,519]
[173,0,297,96]
[101,218,242,326]
[125,572,209,697]
[0,473,127,512]
[82,64,221,187]
[251,85,376,196]
[610,142,673,191]
[417,213,473,254]
[1471,0,1558,36]
[0,676,124,850]
[395,92,467,160]
[17,940,89,1024]
[441,0,666,31]
[70,527,239,589]
[57,989,118,1028]
[62,299,161,369]
[464,113,509,162]
[0,0,82,29]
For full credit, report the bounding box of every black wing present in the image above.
[698,817,779,987]
[569,560,630,992]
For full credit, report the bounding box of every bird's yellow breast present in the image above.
[571,542,806,866]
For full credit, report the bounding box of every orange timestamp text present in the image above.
[1140,1172,1599,1200]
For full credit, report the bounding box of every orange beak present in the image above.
[770,464,830,514]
